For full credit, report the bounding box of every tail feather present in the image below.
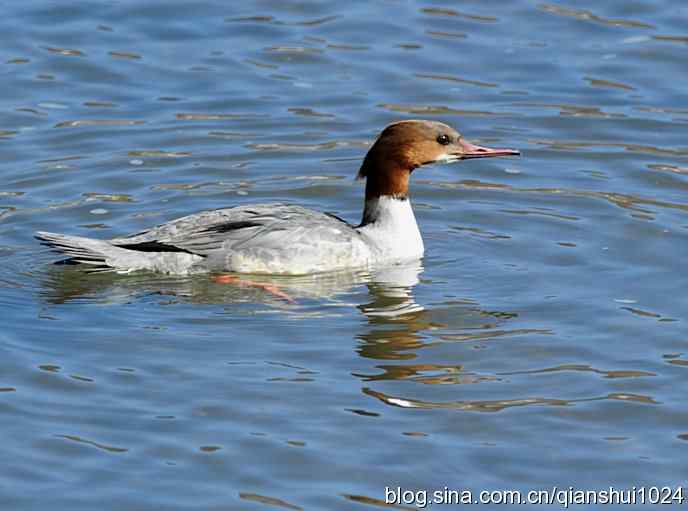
[36,231,203,274]
[36,231,114,266]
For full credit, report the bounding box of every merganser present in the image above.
[36,120,519,275]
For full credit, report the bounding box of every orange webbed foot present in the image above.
[213,275,295,303]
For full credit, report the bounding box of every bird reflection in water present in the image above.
[37,258,426,313]
[34,258,590,413]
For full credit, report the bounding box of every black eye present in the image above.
[437,134,451,146]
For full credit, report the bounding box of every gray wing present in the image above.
[109,203,354,256]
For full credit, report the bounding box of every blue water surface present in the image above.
[1,1,687,509]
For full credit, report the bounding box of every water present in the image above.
[1,1,687,509]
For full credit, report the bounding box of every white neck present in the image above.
[356,196,424,262]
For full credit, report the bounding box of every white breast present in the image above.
[356,196,424,263]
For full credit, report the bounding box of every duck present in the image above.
[36,120,519,275]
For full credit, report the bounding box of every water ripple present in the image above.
[538,4,655,29]
[364,388,659,412]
